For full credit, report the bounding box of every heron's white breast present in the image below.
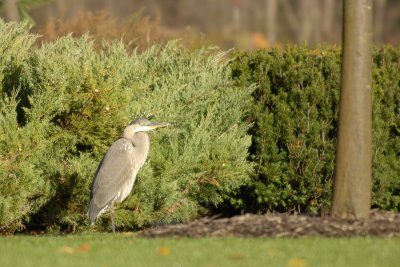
[114,173,137,203]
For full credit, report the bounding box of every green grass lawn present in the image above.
[1,234,399,267]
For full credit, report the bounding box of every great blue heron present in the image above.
[89,118,171,232]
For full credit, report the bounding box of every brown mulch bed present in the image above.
[139,210,400,238]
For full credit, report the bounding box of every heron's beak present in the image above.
[147,122,172,130]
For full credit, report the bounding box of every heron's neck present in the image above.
[130,132,150,151]
[122,126,150,153]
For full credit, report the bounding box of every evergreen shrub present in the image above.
[0,21,253,232]
[228,46,400,214]
[1,20,399,233]
[0,21,68,232]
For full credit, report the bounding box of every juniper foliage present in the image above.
[0,21,71,232]
[0,21,253,232]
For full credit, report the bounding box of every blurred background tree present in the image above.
[1,0,398,50]
[1,0,48,22]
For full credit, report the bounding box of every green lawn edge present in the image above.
[1,234,399,267]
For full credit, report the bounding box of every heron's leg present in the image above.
[110,202,116,233]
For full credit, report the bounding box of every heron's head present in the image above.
[123,118,171,138]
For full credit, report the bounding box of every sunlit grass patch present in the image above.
[1,234,399,267]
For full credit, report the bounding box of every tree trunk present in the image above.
[321,0,335,42]
[265,0,277,45]
[3,0,20,22]
[374,0,387,43]
[299,0,314,43]
[281,0,299,42]
[232,0,241,33]
[332,0,373,219]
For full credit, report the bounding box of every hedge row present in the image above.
[0,21,399,233]
[225,46,400,214]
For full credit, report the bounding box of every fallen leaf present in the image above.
[287,258,306,267]
[59,243,90,254]
[76,243,90,253]
[159,246,170,255]
[59,246,75,254]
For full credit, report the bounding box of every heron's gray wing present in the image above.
[89,138,136,221]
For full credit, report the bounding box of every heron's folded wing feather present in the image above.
[91,139,137,209]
